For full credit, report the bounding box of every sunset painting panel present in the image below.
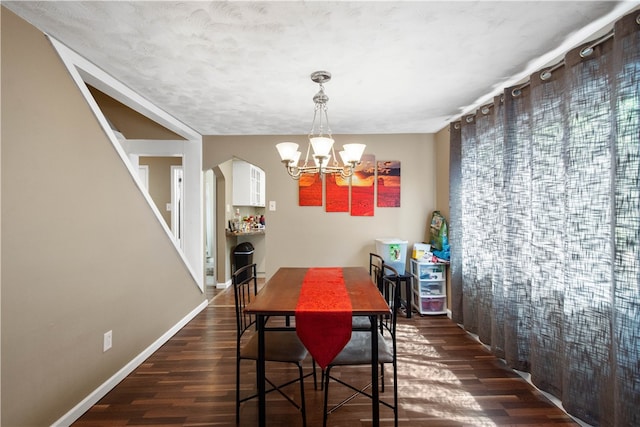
[299,172,323,206]
[351,154,375,216]
[377,160,401,207]
[326,173,349,212]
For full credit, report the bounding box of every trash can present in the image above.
[233,242,255,282]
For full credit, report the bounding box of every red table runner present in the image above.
[295,267,353,369]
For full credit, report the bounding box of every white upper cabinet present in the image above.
[233,160,265,207]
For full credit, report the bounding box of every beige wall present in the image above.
[204,133,448,282]
[1,8,206,425]
[214,159,233,284]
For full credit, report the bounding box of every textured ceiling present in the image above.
[4,1,639,135]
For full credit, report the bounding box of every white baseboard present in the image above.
[216,279,232,289]
[214,272,263,289]
[51,299,209,427]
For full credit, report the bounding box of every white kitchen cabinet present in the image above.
[233,160,265,207]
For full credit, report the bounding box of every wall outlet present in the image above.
[269,201,276,211]
[103,330,112,352]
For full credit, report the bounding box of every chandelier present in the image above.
[276,71,366,179]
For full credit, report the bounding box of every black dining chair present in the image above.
[233,263,309,426]
[349,252,384,333]
[322,263,400,427]
[349,252,384,331]
[371,251,412,318]
[369,252,385,291]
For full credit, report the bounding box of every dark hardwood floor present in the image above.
[72,284,579,426]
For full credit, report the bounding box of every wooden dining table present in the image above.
[244,266,391,427]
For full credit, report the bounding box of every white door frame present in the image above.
[138,165,149,191]
[171,165,184,248]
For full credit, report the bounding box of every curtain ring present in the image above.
[465,116,474,123]
[580,46,594,58]
[512,88,522,97]
[453,122,461,130]
[636,14,640,25]
[540,69,553,80]
[481,106,491,115]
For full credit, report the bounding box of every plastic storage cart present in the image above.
[410,258,447,315]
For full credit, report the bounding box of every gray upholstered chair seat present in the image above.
[241,331,308,362]
[351,316,372,329]
[330,331,393,365]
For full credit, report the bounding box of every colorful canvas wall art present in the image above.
[376,160,401,207]
[350,154,375,216]
[298,172,323,206]
[325,173,349,212]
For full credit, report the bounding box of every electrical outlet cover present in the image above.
[103,330,112,352]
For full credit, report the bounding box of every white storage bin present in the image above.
[417,263,445,280]
[420,296,446,313]
[375,238,408,274]
[420,281,445,295]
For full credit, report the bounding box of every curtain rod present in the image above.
[452,12,640,126]
[511,28,618,97]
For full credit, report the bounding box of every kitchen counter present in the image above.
[226,229,265,237]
